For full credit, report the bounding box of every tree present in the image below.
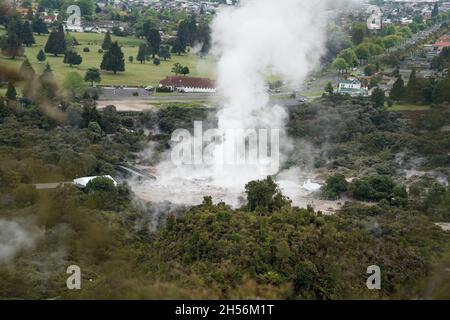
[390,76,405,101]
[38,63,58,99]
[325,81,334,95]
[20,58,35,78]
[432,76,450,103]
[1,18,24,59]
[101,31,112,51]
[245,176,290,213]
[171,36,186,55]
[351,23,365,45]
[355,44,370,64]
[85,176,118,209]
[63,72,86,98]
[181,66,190,76]
[21,59,35,99]
[405,69,422,103]
[5,82,17,100]
[145,28,160,58]
[171,20,189,56]
[432,47,450,71]
[321,173,348,199]
[63,49,82,67]
[399,26,412,39]
[371,87,385,108]
[20,21,35,47]
[136,43,148,63]
[332,58,348,78]
[44,24,66,56]
[364,64,376,76]
[101,105,120,134]
[76,0,95,16]
[432,2,439,17]
[159,44,171,61]
[380,25,396,37]
[37,49,46,62]
[382,35,402,49]
[84,68,101,87]
[32,17,48,35]
[338,48,358,67]
[65,32,79,48]
[367,42,384,56]
[100,41,125,74]
[197,22,211,56]
[171,62,183,75]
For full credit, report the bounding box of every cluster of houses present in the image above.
[380,0,449,26]
[336,31,450,98]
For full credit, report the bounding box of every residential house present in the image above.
[336,78,368,97]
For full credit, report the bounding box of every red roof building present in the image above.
[433,41,450,54]
[434,42,450,47]
[159,76,216,93]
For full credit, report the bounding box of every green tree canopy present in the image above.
[338,48,358,67]
[245,176,291,213]
[371,87,385,108]
[44,24,66,56]
[20,21,35,47]
[37,49,46,62]
[63,71,86,98]
[101,31,112,51]
[390,76,405,101]
[145,28,161,58]
[136,43,148,63]
[100,41,125,74]
[84,68,101,87]
[5,82,17,100]
[32,17,49,35]
[63,49,83,67]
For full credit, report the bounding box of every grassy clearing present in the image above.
[0,32,216,87]
[389,103,431,111]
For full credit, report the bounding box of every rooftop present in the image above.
[160,76,216,89]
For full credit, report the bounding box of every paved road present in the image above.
[99,91,214,101]
[97,94,303,112]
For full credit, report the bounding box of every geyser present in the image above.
[133,0,354,206]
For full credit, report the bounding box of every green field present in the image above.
[0,31,216,86]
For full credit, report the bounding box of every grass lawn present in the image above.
[0,32,216,87]
[388,103,431,111]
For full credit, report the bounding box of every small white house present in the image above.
[73,175,118,188]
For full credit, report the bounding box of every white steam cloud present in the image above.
[134,0,361,206]
[0,219,42,264]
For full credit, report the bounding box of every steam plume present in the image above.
[136,0,360,206]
